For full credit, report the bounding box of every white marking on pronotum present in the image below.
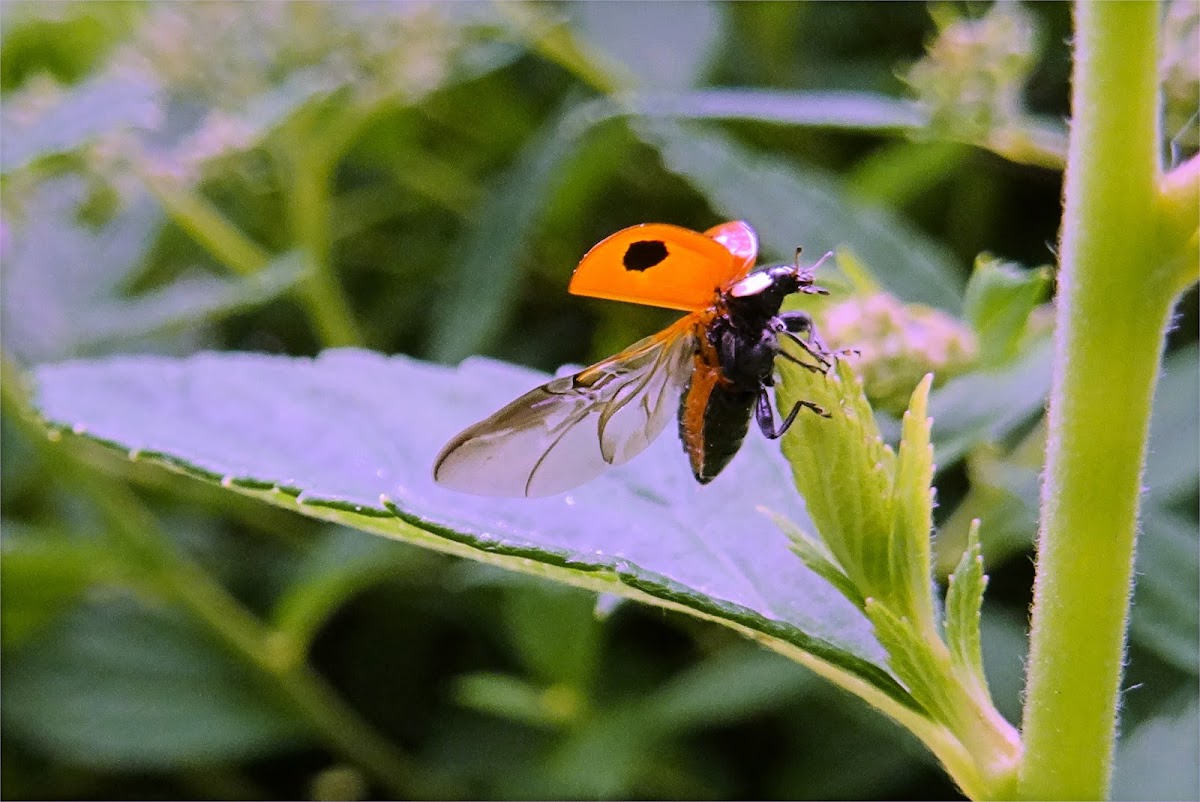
[71,423,87,435]
[128,448,142,460]
[729,271,773,297]
[220,476,234,488]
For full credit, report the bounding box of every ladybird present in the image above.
[433,221,832,497]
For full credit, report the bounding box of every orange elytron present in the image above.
[434,221,831,497]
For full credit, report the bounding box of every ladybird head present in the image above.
[729,250,831,302]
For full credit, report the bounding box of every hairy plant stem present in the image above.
[1017,4,1180,798]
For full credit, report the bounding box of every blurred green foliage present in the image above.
[1,2,1196,800]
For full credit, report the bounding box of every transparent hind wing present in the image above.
[432,380,605,498]
[433,320,698,497]
[594,328,695,466]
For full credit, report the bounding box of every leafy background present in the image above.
[1,2,1196,800]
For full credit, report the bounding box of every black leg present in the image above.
[785,331,832,367]
[778,311,831,357]
[778,310,813,335]
[776,346,827,374]
[756,389,792,439]
[803,399,831,419]
[773,317,831,371]
[756,389,829,440]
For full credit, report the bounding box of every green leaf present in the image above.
[944,520,988,687]
[962,254,1052,367]
[2,178,302,364]
[862,600,1019,795]
[863,599,954,728]
[1145,344,1200,504]
[1130,507,1199,675]
[630,117,965,312]
[84,253,306,349]
[935,434,1042,575]
[0,70,162,173]
[532,642,823,798]
[271,525,430,653]
[847,139,973,206]
[625,88,927,131]
[535,706,662,798]
[3,178,162,363]
[2,598,311,768]
[770,693,937,800]
[775,358,896,601]
[571,2,723,89]
[641,643,819,733]
[927,334,1053,468]
[936,419,1197,678]
[978,608,1028,726]
[0,4,142,90]
[775,353,1020,788]
[501,580,602,689]
[1111,694,1200,801]
[889,375,936,622]
[765,509,865,610]
[0,524,130,650]
[934,345,1198,672]
[29,349,911,708]
[613,83,1064,169]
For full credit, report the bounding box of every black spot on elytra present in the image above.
[623,240,669,272]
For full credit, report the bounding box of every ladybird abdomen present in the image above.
[679,374,755,484]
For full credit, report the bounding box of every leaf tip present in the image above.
[966,518,982,552]
[756,504,792,532]
[910,373,934,417]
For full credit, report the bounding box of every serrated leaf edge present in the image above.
[36,422,919,714]
[865,598,960,730]
[761,507,866,610]
[944,519,990,691]
[888,374,937,623]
